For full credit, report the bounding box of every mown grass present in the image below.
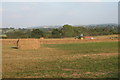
[44,41,118,54]
[3,55,118,78]
[3,41,118,78]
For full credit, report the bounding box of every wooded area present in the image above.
[1,24,118,39]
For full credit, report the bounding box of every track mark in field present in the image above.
[58,53,118,61]
[82,53,118,57]
[62,68,80,71]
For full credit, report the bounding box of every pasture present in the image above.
[2,37,118,78]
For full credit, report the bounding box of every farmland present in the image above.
[2,36,119,78]
[1,2,119,79]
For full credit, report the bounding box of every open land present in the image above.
[2,35,119,78]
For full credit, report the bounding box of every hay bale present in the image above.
[40,37,44,39]
[17,39,40,49]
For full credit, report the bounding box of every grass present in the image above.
[43,41,118,54]
[2,41,118,78]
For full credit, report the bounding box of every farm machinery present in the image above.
[75,34,94,40]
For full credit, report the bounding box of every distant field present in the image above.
[2,38,118,78]
[1,34,118,45]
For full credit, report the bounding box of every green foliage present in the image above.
[43,32,52,38]
[6,30,30,38]
[73,27,89,36]
[31,29,44,38]
[61,24,74,37]
[52,29,61,38]
[4,24,118,39]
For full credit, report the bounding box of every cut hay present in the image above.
[40,37,44,39]
[17,39,40,49]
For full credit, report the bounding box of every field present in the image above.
[2,35,119,78]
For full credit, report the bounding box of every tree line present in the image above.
[3,24,118,39]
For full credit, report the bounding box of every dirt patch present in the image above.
[62,68,79,71]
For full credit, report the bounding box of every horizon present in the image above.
[2,2,118,28]
[1,23,118,29]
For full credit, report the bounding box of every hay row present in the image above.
[1,38,118,50]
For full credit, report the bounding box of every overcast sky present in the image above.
[1,0,119,2]
[1,1,118,28]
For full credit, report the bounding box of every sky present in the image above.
[1,0,120,2]
[1,1,119,28]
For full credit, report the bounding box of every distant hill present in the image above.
[27,25,61,29]
[85,23,118,28]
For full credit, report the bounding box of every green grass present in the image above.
[3,41,118,78]
[44,42,118,54]
[4,55,118,78]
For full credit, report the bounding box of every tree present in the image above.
[31,29,44,38]
[61,24,74,37]
[6,30,29,38]
[52,29,61,38]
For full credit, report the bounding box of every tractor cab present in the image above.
[75,34,84,39]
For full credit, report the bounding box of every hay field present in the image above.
[2,35,119,78]
[2,35,118,45]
